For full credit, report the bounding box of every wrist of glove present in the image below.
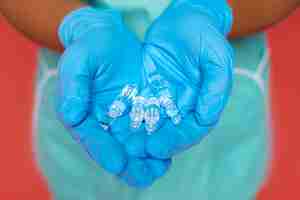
[58,6,123,48]
[169,0,233,35]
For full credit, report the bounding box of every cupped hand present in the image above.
[142,0,234,159]
[56,7,170,187]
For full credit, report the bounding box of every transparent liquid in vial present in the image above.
[144,97,160,134]
[108,84,138,119]
[149,75,181,124]
[130,96,146,129]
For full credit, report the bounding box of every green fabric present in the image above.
[34,1,270,199]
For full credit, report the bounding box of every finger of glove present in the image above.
[72,115,127,175]
[123,130,147,158]
[109,113,166,146]
[145,158,172,179]
[56,45,92,127]
[119,157,171,188]
[119,158,155,188]
[108,115,136,143]
[146,114,211,159]
[110,115,148,158]
[195,37,233,126]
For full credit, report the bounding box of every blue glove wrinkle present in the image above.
[56,97,90,128]
[56,44,92,127]
[195,38,234,125]
[144,44,200,89]
[143,44,198,118]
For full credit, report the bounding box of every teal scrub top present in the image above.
[33,1,270,199]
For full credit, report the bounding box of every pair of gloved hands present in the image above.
[56,0,234,187]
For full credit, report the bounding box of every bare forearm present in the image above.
[229,0,300,38]
[0,0,86,51]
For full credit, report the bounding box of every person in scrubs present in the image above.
[0,0,299,199]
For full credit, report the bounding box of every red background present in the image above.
[0,9,299,199]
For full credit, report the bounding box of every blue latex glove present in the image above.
[143,0,234,159]
[56,7,170,187]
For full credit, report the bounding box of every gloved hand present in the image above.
[56,6,171,187]
[143,0,234,159]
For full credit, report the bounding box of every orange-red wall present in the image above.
[0,9,299,199]
[257,9,300,200]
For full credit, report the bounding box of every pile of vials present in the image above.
[102,75,181,135]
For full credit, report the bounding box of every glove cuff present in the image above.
[171,0,233,35]
[58,6,123,47]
